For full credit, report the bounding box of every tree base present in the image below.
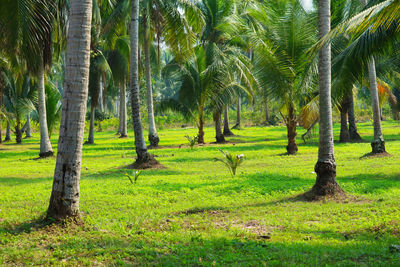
[303,161,345,201]
[148,134,159,148]
[286,142,298,155]
[39,151,54,158]
[128,154,164,170]
[216,134,226,143]
[349,130,363,142]
[223,129,235,137]
[339,131,350,143]
[84,140,94,145]
[232,123,241,130]
[371,139,386,154]
[119,134,128,138]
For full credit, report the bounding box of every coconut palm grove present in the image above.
[1,0,400,265]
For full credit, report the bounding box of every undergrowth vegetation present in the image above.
[1,121,400,265]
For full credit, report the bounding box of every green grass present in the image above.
[1,121,400,266]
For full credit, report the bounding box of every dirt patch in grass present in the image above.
[172,207,229,216]
[294,191,370,203]
[214,219,284,239]
[127,156,166,170]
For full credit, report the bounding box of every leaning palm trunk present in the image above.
[120,81,127,138]
[5,121,11,142]
[223,106,234,136]
[130,0,151,163]
[360,0,385,153]
[348,94,362,141]
[214,111,225,143]
[47,0,92,221]
[144,12,159,148]
[308,0,344,199]
[38,63,53,157]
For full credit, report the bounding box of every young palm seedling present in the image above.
[215,149,245,177]
[185,135,198,150]
[125,170,142,184]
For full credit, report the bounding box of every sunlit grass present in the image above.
[1,121,400,265]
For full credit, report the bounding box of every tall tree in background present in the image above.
[307,0,344,199]
[47,0,93,220]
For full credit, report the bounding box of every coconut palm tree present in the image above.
[47,0,93,221]
[307,0,344,199]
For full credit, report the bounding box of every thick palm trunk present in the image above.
[47,0,92,221]
[38,63,53,157]
[308,0,344,199]
[120,82,127,138]
[25,114,32,138]
[144,9,159,148]
[130,0,151,163]
[223,106,234,136]
[339,98,350,143]
[214,111,225,143]
[5,121,11,142]
[368,58,386,153]
[286,106,298,155]
[87,102,95,144]
[233,97,241,129]
[348,94,362,141]
[15,119,22,144]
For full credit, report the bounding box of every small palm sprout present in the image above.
[215,149,245,177]
[125,170,142,184]
[185,135,198,150]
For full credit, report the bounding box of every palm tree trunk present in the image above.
[144,6,159,148]
[117,88,123,134]
[198,109,205,144]
[120,81,128,137]
[265,100,270,124]
[223,106,234,136]
[130,0,151,163]
[214,111,225,143]
[348,94,362,141]
[25,114,32,138]
[5,121,11,142]
[38,63,53,157]
[87,101,95,144]
[339,98,350,143]
[15,118,22,144]
[233,97,241,129]
[308,0,344,199]
[47,0,93,221]
[286,106,298,155]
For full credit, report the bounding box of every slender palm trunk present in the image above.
[309,0,344,198]
[348,94,362,141]
[214,111,225,143]
[47,0,92,221]
[87,101,95,144]
[25,114,32,138]
[286,106,298,155]
[15,118,22,144]
[130,0,151,163]
[120,81,127,137]
[223,106,234,136]
[144,7,159,148]
[339,98,350,143]
[198,109,205,144]
[5,121,11,142]
[117,89,123,134]
[233,97,241,129]
[38,63,53,157]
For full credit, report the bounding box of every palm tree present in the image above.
[130,0,153,165]
[307,0,344,199]
[47,0,93,221]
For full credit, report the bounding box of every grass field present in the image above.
[1,121,400,266]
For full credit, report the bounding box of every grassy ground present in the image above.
[1,121,400,266]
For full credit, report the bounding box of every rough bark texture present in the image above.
[223,106,234,136]
[47,0,92,221]
[286,107,298,155]
[348,94,362,141]
[233,97,241,129]
[130,0,152,163]
[339,98,350,143]
[117,92,122,134]
[5,121,11,142]
[214,111,225,143]
[309,0,344,199]
[198,112,205,144]
[144,8,159,148]
[38,63,54,157]
[120,82,128,138]
[15,120,22,144]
